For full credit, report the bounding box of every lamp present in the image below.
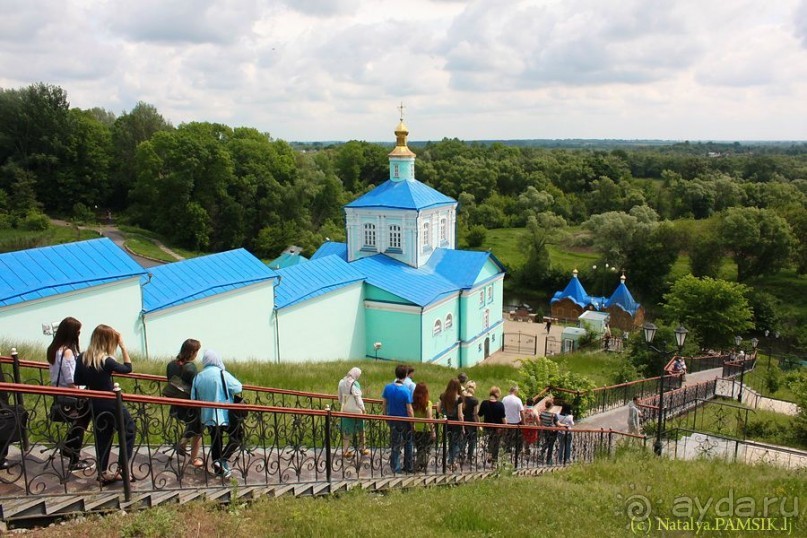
[735,335,746,403]
[643,322,687,456]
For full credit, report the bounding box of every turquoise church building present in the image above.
[308,118,506,367]
[0,117,505,368]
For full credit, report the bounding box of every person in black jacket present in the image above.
[74,324,135,484]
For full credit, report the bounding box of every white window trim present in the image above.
[433,319,442,336]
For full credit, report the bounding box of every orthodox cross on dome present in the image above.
[398,101,406,122]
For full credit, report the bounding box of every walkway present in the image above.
[575,367,725,433]
[49,219,182,268]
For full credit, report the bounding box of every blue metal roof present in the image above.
[351,254,459,307]
[141,249,277,314]
[311,241,348,261]
[426,248,504,289]
[605,281,641,316]
[274,255,365,309]
[267,251,308,270]
[550,273,600,309]
[0,238,147,308]
[344,179,456,211]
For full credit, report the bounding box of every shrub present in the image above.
[71,202,96,225]
[22,211,50,231]
[466,225,487,247]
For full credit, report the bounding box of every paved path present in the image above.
[575,367,725,433]
[50,219,182,268]
[483,320,569,366]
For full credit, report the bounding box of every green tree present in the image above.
[719,207,795,281]
[110,102,172,209]
[663,275,753,350]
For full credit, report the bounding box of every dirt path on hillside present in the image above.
[49,219,182,267]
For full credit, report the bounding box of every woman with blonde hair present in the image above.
[461,380,480,466]
[74,324,135,484]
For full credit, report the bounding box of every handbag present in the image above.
[162,374,192,400]
[0,393,28,443]
[341,381,363,413]
[221,370,248,424]
[49,352,86,423]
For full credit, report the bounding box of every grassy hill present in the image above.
[33,448,806,537]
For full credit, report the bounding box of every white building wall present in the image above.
[277,282,365,362]
[139,282,276,362]
[0,278,144,355]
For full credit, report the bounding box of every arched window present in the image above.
[487,285,493,304]
[484,309,490,328]
[363,223,376,248]
[422,222,431,252]
[433,319,442,336]
[445,313,453,329]
[439,218,447,244]
[389,224,402,250]
[479,290,485,307]
[393,163,399,178]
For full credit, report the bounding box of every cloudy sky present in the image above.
[2,0,806,141]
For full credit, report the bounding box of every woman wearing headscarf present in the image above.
[190,350,243,479]
[337,367,369,458]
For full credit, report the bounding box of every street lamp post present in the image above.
[735,335,744,402]
[643,322,688,456]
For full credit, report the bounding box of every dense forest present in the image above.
[2,83,806,350]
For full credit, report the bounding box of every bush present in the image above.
[466,225,487,247]
[71,202,96,225]
[22,211,50,231]
[764,366,783,393]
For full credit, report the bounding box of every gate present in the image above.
[503,332,537,355]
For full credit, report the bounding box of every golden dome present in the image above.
[389,117,415,157]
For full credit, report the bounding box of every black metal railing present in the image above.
[0,354,386,416]
[0,380,643,508]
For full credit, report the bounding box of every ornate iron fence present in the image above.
[0,353,385,415]
[0,380,643,515]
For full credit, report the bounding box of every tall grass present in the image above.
[2,340,519,400]
[32,448,807,537]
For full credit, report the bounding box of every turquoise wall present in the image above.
[421,296,460,363]
[365,306,421,362]
[278,282,365,362]
[141,281,276,362]
[461,321,504,367]
[0,278,144,355]
[364,285,415,305]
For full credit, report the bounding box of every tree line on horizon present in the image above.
[1,82,806,350]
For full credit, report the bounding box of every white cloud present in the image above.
[0,0,804,140]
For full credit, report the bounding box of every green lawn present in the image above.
[123,237,179,262]
[35,448,807,537]
[0,224,101,253]
[549,351,625,387]
[667,398,806,450]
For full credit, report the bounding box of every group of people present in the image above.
[338,365,577,474]
[43,317,245,483]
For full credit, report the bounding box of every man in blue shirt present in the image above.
[382,365,414,473]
